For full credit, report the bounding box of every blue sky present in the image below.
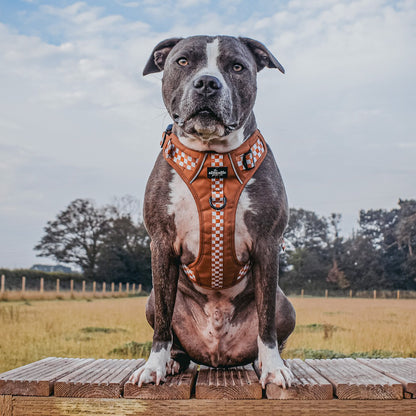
[1,1,291,39]
[0,0,415,268]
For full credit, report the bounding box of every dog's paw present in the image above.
[257,336,294,389]
[129,364,166,386]
[129,348,171,387]
[259,360,293,389]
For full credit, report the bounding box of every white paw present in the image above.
[259,360,293,389]
[129,363,166,386]
[129,347,171,387]
[166,358,181,376]
[257,336,294,389]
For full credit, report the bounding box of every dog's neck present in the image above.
[174,112,257,153]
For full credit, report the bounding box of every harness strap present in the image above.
[162,127,268,289]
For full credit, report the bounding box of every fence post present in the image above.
[132,283,136,294]
[111,282,115,295]
[82,280,86,295]
[102,282,106,294]
[126,283,130,294]
[56,279,60,294]
[118,283,122,293]
[40,277,44,294]
[21,276,26,293]
[301,289,304,298]
[1,274,5,294]
[70,279,74,295]
[397,290,400,300]
[349,289,352,298]
[138,284,142,294]
[373,290,377,300]
[325,289,328,299]
[93,281,96,296]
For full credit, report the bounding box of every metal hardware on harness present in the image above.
[242,149,254,170]
[160,123,173,148]
[209,196,227,210]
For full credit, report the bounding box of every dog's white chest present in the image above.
[167,170,253,264]
[167,171,200,259]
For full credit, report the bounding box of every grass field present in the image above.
[0,297,415,373]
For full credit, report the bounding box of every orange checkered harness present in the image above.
[161,126,268,289]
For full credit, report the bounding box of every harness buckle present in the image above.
[209,196,227,210]
[242,149,254,170]
[160,123,173,148]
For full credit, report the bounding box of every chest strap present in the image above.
[162,126,267,289]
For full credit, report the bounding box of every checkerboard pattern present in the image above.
[211,154,225,289]
[237,261,251,280]
[164,140,199,171]
[182,264,196,281]
[237,138,265,170]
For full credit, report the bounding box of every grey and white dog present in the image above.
[130,35,296,389]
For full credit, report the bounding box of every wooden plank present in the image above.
[0,357,94,396]
[124,363,198,399]
[358,358,416,398]
[306,358,403,400]
[9,397,416,416]
[195,365,262,399]
[54,359,144,398]
[0,395,12,416]
[254,359,333,400]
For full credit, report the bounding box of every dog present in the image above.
[129,35,296,389]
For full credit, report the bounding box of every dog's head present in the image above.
[143,35,284,143]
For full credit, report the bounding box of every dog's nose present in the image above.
[193,75,222,96]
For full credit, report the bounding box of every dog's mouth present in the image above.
[174,108,236,129]
[172,103,238,140]
[190,107,221,121]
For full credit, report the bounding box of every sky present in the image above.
[0,0,415,269]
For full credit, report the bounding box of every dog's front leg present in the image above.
[253,244,293,389]
[129,241,179,386]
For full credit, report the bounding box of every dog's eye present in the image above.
[233,64,244,72]
[177,58,189,67]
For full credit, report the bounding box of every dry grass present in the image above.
[283,298,416,359]
[0,297,152,373]
[0,297,415,373]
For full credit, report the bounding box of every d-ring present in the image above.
[209,196,227,210]
[242,149,254,170]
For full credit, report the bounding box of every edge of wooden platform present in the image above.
[3,396,416,416]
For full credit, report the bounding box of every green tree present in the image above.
[396,199,416,258]
[284,208,329,250]
[338,234,387,290]
[396,199,416,288]
[280,208,331,293]
[34,199,111,278]
[96,215,152,289]
[326,213,350,289]
[358,204,415,289]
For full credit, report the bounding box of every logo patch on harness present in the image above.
[207,167,228,179]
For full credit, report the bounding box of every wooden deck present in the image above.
[0,357,415,415]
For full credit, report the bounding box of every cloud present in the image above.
[116,1,141,7]
[0,0,415,267]
[177,0,210,8]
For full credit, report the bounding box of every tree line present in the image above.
[279,199,416,294]
[34,196,152,290]
[34,197,416,293]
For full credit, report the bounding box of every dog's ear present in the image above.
[143,38,183,76]
[239,37,285,74]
